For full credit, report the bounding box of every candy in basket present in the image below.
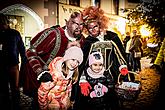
[115,71,142,101]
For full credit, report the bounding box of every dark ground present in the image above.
[18,57,161,110]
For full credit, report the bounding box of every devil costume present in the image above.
[20,26,85,96]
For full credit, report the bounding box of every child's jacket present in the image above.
[80,68,115,109]
[38,57,73,110]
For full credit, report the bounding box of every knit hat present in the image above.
[63,46,83,65]
[89,51,104,66]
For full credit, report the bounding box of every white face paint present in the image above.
[67,15,84,39]
[87,21,100,37]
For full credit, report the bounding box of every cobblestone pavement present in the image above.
[120,57,161,110]
[19,88,33,110]
[19,57,161,110]
[121,68,160,110]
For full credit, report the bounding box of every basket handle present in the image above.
[117,71,141,84]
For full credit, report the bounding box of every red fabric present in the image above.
[20,62,40,96]
[20,27,67,96]
[80,82,92,96]
[26,49,37,57]
[30,27,68,63]
[49,57,62,73]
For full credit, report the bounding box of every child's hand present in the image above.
[120,68,128,76]
[119,65,128,76]
[80,82,92,96]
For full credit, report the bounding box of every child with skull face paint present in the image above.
[79,51,119,110]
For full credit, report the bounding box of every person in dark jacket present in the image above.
[0,13,27,110]
[72,6,128,110]
[105,30,127,61]
[79,51,118,110]
[129,30,143,72]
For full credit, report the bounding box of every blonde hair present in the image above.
[82,6,109,34]
[62,63,79,84]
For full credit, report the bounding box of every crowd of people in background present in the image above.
[0,4,164,110]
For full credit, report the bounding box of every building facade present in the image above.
[0,0,139,48]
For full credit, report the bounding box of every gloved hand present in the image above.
[37,71,53,82]
[120,68,128,76]
[80,82,92,96]
[150,64,161,74]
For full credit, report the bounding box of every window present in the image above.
[94,0,100,7]
[25,36,31,49]
[69,0,80,6]
[7,15,24,36]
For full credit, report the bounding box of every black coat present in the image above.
[104,31,126,60]
[72,31,127,110]
[79,70,115,110]
[80,31,127,80]
[0,28,26,66]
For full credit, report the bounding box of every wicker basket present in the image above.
[115,71,142,101]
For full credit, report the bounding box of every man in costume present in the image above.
[20,11,85,109]
[80,6,128,81]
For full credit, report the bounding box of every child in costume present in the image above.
[38,46,83,110]
[79,51,125,110]
[72,6,128,110]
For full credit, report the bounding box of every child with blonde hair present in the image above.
[38,46,83,110]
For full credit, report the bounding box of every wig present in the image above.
[82,6,109,34]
